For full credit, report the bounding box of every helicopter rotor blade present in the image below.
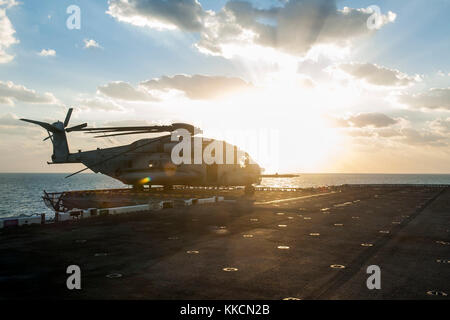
[65,123,88,132]
[75,123,201,135]
[63,108,73,128]
[20,119,63,133]
[93,130,158,138]
[79,126,173,132]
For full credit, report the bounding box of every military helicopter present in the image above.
[20,108,262,193]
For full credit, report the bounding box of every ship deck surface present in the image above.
[1,185,449,299]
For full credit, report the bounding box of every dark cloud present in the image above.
[107,0,396,58]
[107,0,206,31]
[140,74,253,100]
[208,0,385,55]
[201,1,395,56]
[348,112,397,128]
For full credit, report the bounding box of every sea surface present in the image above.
[1,173,450,218]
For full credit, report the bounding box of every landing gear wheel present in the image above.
[244,185,255,196]
[132,184,144,192]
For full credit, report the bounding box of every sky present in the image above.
[0,0,450,174]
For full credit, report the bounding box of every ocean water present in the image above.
[0,173,126,218]
[1,173,450,218]
[259,173,450,188]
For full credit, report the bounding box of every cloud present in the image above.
[375,127,402,138]
[78,97,125,111]
[0,112,26,126]
[428,117,450,134]
[199,1,396,57]
[333,63,418,87]
[0,81,58,105]
[296,74,316,88]
[339,115,450,147]
[140,74,253,100]
[399,87,450,110]
[0,0,18,8]
[401,128,447,147]
[107,0,396,59]
[0,112,43,137]
[327,112,398,128]
[107,0,206,31]
[0,1,19,63]
[0,96,12,104]
[84,39,102,49]
[349,113,398,128]
[38,49,56,57]
[97,81,157,101]
[343,126,448,147]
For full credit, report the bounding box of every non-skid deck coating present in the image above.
[1,185,449,300]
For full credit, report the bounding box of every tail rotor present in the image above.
[63,108,73,127]
[20,107,86,163]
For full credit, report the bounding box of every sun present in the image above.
[163,49,347,174]
[192,75,344,173]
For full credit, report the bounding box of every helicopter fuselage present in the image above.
[65,135,262,188]
[20,110,262,189]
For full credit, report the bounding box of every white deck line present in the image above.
[254,191,336,205]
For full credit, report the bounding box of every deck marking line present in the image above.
[254,191,336,205]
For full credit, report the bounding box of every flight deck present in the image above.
[1,185,449,299]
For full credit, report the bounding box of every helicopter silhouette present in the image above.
[21,108,262,193]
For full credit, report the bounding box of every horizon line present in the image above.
[1,172,450,175]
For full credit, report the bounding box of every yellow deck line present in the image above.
[254,191,336,205]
